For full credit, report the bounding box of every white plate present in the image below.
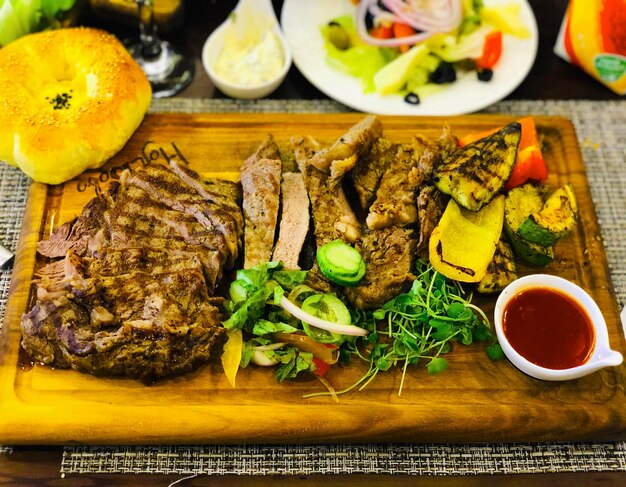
[281,0,538,115]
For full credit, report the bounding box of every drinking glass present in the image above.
[124,0,194,98]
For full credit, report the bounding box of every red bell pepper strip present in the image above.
[370,24,393,39]
[476,31,503,70]
[392,22,416,53]
[312,357,331,377]
[458,116,548,190]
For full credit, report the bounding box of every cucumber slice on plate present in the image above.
[316,239,366,286]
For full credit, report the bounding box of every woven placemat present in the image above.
[1,98,625,476]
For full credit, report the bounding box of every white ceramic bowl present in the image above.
[494,274,623,381]
[202,9,292,99]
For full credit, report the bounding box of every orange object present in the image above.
[476,31,503,69]
[458,117,548,190]
[392,22,416,53]
[370,24,393,39]
[555,0,626,94]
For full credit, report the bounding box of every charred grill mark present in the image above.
[436,241,476,277]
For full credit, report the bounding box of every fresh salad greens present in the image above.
[320,0,530,103]
[222,259,502,396]
[0,0,77,47]
[336,260,503,397]
[223,261,361,383]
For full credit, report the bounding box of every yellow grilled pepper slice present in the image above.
[429,195,505,283]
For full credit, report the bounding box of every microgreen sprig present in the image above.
[306,260,502,398]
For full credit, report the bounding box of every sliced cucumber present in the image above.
[317,239,366,286]
[301,293,351,344]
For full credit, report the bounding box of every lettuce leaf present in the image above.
[0,0,77,47]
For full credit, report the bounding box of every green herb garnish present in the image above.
[306,260,501,398]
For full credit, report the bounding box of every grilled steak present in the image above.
[241,149,282,268]
[293,136,361,246]
[127,164,240,267]
[309,115,383,177]
[366,139,427,230]
[345,227,417,310]
[416,185,448,260]
[21,267,225,383]
[350,137,398,211]
[22,161,241,382]
[37,184,118,258]
[272,172,310,269]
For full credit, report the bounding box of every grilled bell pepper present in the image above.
[429,195,505,283]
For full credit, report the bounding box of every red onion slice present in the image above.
[357,0,434,47]
[356,0,463,46]
[279,296,368,337]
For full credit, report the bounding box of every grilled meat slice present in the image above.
[345,227,417,310]
[350,137,398,211]
[272,172,310,269]
[21,267,225,383]
[249,134,281,162]
[432,122,521,211]
[309,116,383,176]
[37,183,119,258]
[366,139,428,230]
[416,185,449,260]
[305,163,361,245]
[292,136,361,246]
[127,164,241,266]
[25,162,241,382]
[169,159,243,237]
[417,125,458,182]
[241,155,282,268]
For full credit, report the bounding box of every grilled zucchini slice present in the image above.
[505,228,555,267]
[503,183,554,267]
[517,184,578,246]
[476,238,518,294]
[433,122,521,211]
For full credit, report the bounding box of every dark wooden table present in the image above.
[1,0,624,485]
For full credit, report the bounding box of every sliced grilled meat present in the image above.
[345,227,417,310]
[366,139,428,230]
[21,267,225,383]
[23,161,240,382]
[127,164,241,267]
[272,172,310,269]
[37,183,118,258]
[169,159,243,237]
[241,154,282,268]
[309,116,383,177]
[350,137,398,211]
[416,185,449,260]
[292,136,361,246]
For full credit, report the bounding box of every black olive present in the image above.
[429,62,457,84]
[477,69,494,82]
[404,93,420,105]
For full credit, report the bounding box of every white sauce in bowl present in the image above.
[214,30,284,86]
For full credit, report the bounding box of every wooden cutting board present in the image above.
[1,113,624,445]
